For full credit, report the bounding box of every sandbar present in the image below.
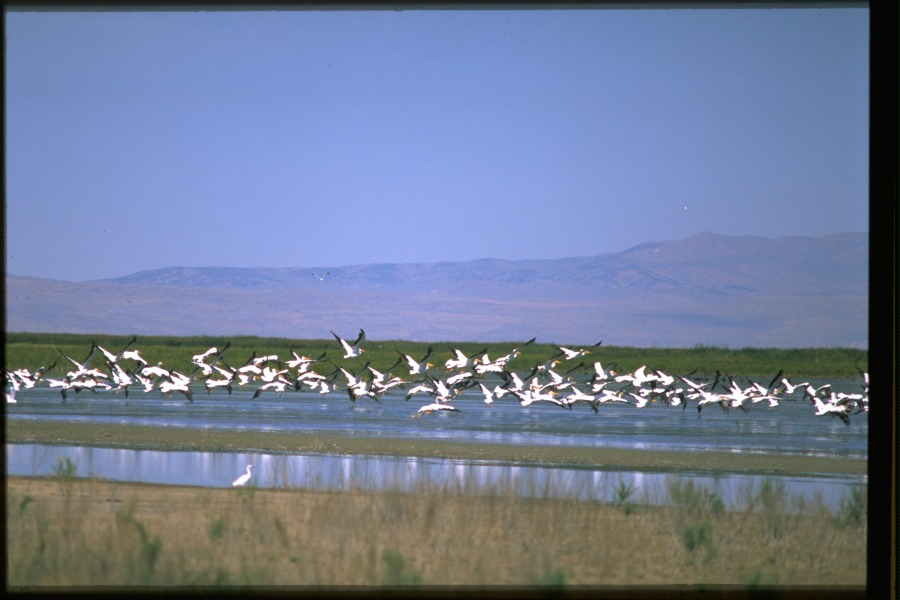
[6,420,865,476]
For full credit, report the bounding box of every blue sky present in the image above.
[5,7,869,282]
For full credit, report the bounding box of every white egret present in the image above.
[232,464,253,487]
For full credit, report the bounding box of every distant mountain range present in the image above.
[5,232,868,348]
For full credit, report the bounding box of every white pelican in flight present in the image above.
[399,347,433,376]
[416,402,460,415]
[96,336,138,364]
[481,337,536,372]
[444,346,487,371]
[59,343,100,380]
[332,329,366,359]
[551,340,602,361]
[286,350,326,372]
[6,372,20,403]
[811,397,851,426]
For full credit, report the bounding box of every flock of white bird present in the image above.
[5,330,869,428]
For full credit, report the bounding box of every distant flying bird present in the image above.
[473,338,535,376]
[192,342,230,369]
[444,346,487,371]
[499,368,535,395]
[107,362,136,397]
[7,328,867,431]
[11,362,56,389]
[121,348,148,366]
[477,382,505,406]
[45,376,75,402]
[232,464,253,487]
[489,337,536,368]
[311,272,330,281]
[416,402,460,415]
[561,386,599,413]
[96,336,138,364]
[767,369,809,396]
[158,370,195,401]
[399,346,434,376]
[286,350,326,371]
[335,362,372,392]
[551,340,602,361]
[59,343,100,379]
[332,329,366,359]
[590,361,618,386]
[812,397,851,426]
[253,379,290,398]
[6,372,20,403]
[614,365,656,389]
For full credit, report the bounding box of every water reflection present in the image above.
[7,444,863,511]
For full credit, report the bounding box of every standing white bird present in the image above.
[232,464,253,487]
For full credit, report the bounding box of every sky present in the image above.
[5,6,869,282]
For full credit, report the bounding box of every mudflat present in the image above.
[7,420,866,475]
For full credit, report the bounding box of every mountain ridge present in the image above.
[86,231,866,295]
[5,232,867,348]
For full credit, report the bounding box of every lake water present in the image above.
[6,379,867,509]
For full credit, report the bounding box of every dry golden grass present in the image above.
[7,475,866,589]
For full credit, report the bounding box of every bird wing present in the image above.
[332,331,353,354]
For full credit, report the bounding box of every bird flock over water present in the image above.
[5,330,869,426]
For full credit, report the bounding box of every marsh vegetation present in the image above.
[5,332,867,379]
[7,471,866,588]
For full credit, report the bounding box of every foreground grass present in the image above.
[7,475,866,588]
[5,332,867,379]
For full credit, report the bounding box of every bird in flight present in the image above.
[552,340,602,361]
[331,329,366,359]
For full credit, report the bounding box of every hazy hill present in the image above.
[5,232,868,348]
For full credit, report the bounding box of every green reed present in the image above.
[5,332,867,379]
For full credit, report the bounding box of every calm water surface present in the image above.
[6,379,867,508]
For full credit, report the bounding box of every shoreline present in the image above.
[6,419,866,476]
